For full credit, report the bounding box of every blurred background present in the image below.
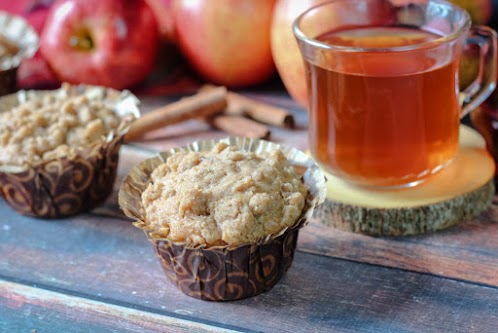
[1,0,497,103]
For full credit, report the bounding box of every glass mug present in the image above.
[293,0,497,188]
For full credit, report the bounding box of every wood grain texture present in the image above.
[108,145,498,288]
[0,280,238,333]
[2,92,498,332]
[316,125,496,236]
[1,204,498,333]
[299,214,498,287]
[316,179,494,236]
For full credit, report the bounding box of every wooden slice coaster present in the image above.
[315,125,495,236]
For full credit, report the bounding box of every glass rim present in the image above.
[292,0,472,53]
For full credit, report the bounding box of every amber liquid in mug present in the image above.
[307,26,460,187]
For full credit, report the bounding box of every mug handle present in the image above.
[460,26,498,118]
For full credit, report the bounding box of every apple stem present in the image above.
[69,30,94,51]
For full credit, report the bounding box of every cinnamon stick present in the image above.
[202,85,295,128]
[208,114,271,139]
[124,86,227,142]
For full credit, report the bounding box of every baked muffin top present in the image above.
[141,142,308,246]
[0,85,123,166]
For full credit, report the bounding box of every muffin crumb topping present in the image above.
[141,143,308,246]
[0,84,128,166]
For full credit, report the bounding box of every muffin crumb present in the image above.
[0,84,126,166]
[142,143,308,246]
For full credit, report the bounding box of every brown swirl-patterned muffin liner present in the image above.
[119,137,327,301]
[0,11,39,96]
[0,85,140,218]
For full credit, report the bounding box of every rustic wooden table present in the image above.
[1,89,498,333]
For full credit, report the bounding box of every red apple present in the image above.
[40,0,160,89]
[145,0,176,43]
[173,0,276,87]
[271,0,330,108]
[17,52,60,89]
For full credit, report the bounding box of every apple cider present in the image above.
[306,26,461,187]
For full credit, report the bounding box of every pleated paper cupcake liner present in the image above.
[0,84,140,218]
[119,137,327,301]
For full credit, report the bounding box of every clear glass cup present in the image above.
[294,0,497,188]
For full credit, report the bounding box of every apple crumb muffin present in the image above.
[0,84,123,166]
[141,142,308,246]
